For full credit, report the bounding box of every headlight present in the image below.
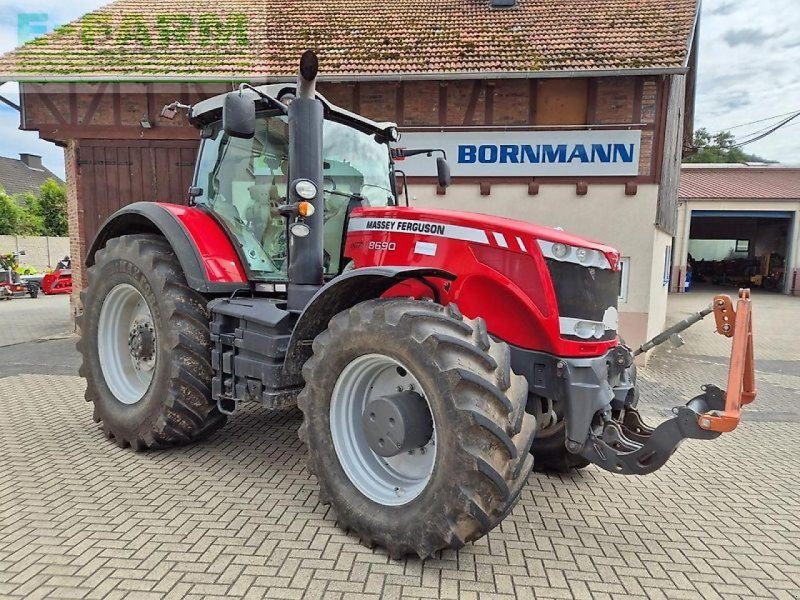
[290,222,311,238]
[537,240,612,269]
[551,243,569,259]
[573,321,596,339]
[295,179,317,200]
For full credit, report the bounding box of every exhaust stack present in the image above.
[286,50,325,312]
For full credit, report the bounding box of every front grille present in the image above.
[545,259,620,341]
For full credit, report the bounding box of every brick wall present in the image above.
[64,141,83,312]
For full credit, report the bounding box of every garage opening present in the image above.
[688,210,793,291]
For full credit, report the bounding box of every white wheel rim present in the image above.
[97,283,156,405]
[330,354,437,506]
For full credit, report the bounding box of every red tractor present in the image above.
[79,52,756,558]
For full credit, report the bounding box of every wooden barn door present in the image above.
[77,139,198,248]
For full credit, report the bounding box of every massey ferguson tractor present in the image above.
[78,52,756,558]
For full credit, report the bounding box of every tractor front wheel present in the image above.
[298,299,536,559]
[77,234,226,449]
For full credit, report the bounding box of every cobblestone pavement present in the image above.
[0,289,798,600]
[0,294,72,347]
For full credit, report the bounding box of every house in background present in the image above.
[0,153,64,196]
[0,0,700,352]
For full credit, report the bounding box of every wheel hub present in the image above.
[128,320,155,369]
[97,283,156,405]
[330,354,437,506]
[362,391,433,457]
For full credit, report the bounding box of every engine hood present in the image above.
[352,206,622,271]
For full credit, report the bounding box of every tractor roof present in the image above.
[0,0,699,82]
[188,84,397,136]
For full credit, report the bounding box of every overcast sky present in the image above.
[0,0,799,178]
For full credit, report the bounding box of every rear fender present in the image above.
[283,266,455,380]
[87,202,247,294]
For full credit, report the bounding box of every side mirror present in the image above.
[436,157,451,188]
[223,92,255,139]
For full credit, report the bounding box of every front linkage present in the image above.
[575,289,756,475]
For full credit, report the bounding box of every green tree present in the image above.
[0,191,17,234]
[35,179,68,237]
[684,128,775,163]
[0,189,42,235]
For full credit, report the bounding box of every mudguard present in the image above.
[86,202,247,294]
[283,266,456,380]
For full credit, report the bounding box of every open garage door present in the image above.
[688,210,793,292]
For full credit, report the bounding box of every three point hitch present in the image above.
[579,289,756,475]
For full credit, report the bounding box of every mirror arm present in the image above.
[394,169,410,206]
[238,83,289,114]
[393,148,448,160]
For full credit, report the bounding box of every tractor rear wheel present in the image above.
[298,299,536,559]
[77,234,226,449]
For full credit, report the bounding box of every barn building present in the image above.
[0,0,700,352]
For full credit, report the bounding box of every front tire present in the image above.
[298,299,536,559]
[77,234,226,449]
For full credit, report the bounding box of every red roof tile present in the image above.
[0,0,698,80]
[680,166,800,200]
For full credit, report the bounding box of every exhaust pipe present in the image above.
[286,50,325,312]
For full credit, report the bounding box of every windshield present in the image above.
[194,112,394,279]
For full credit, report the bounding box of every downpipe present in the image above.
[286,51,325,312]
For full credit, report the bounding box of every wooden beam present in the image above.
[37,125,201,142]
[528,79,537,125]
[439,82,447,126]
[485,81,495,125]
[463,81,481,125]
[395,81,404,125]
[112,83,121,125]
[30,90,68,125]
[69,84,78,125]
[633,77,644,123]
[82,83,109,125]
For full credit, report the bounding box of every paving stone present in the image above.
[1,290,799,598]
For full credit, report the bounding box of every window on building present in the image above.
[618,257,630,302]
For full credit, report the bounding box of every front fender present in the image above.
[283,266,455,380]
[87,202,247,294]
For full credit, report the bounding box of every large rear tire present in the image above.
[77,234,226,449]
[298,299,536,559]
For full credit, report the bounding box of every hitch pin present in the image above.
[632,304,713,357]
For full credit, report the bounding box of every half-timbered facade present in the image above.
[0,0,700,350]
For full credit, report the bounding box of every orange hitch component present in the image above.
[699,289,757,433]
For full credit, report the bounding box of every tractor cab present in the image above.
[186,85,399,280]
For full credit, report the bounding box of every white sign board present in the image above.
[396,130,641,177]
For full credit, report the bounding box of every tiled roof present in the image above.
[0,156,64,197]
[680,166,800,200]
[0,0,698,80]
